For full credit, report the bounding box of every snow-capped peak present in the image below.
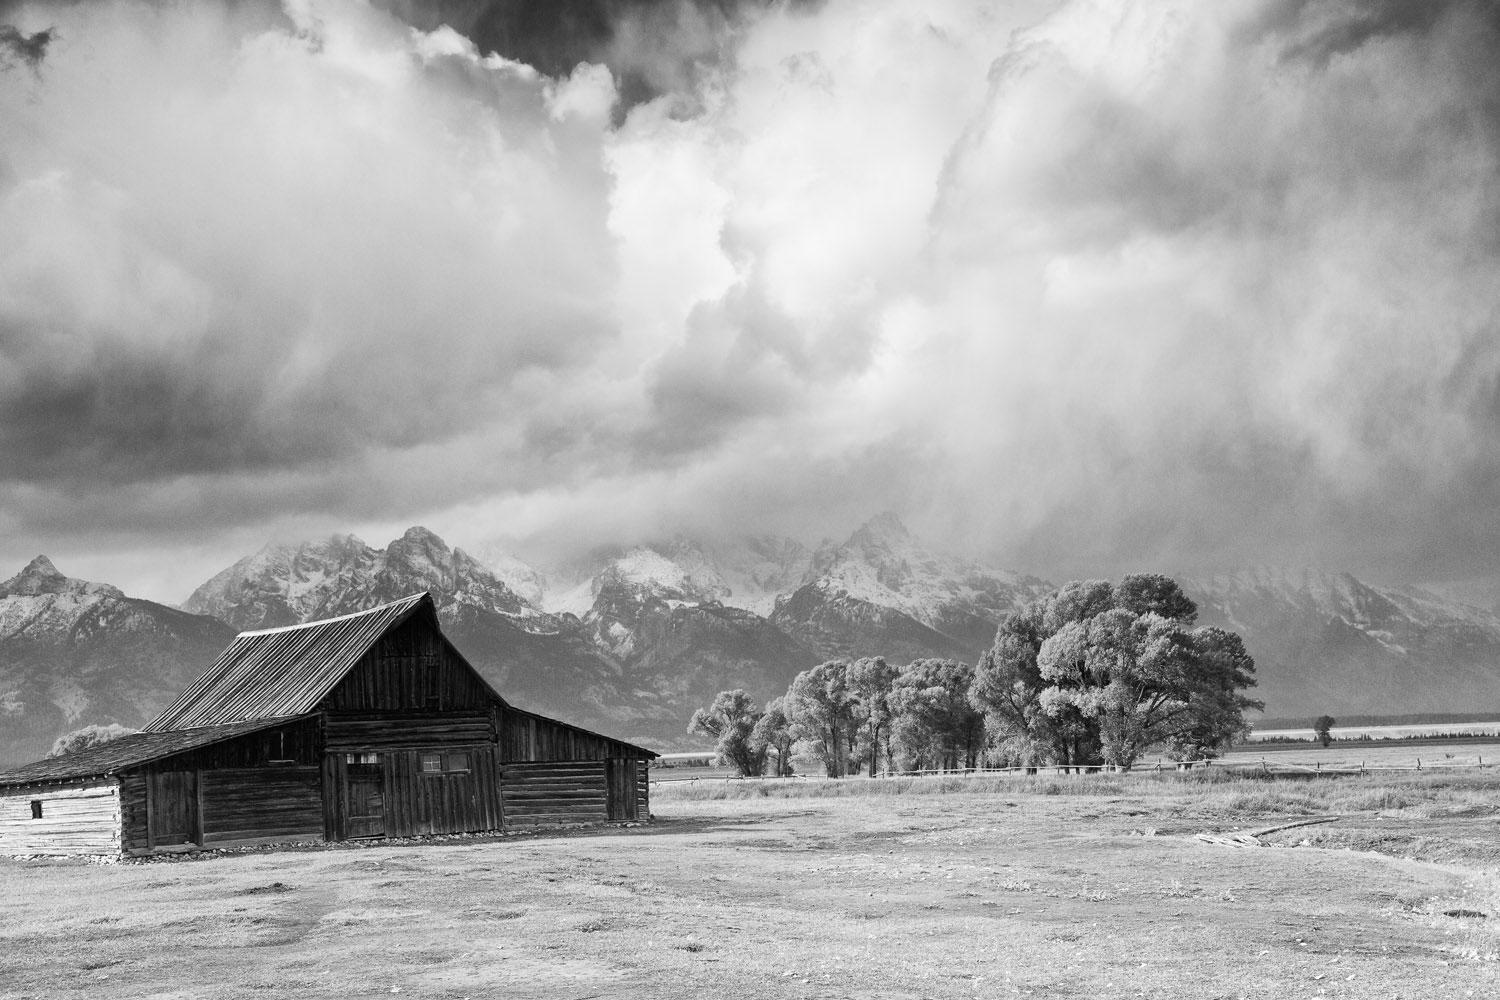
[183,526,534,629]
[791,515,1047,634]
[595,543,730,604]
[471,546,548,609]
[0,556,123,599]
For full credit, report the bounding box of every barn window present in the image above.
[420,752,443,773]
[30,800,42,820]
[445,752,470,773]
[422,661,441,709]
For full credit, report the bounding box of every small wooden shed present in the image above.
[0,593,656,856]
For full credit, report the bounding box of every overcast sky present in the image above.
[2,0,1499,603]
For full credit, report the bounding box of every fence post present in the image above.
[1416,758,1421,771]
[1361,761,1366,776]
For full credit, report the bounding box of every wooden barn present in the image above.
[0,593,656,856]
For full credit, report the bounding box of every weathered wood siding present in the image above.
[383,746,501,837]
[636,763,650,818]
[120,773,148,854]
[115,720,328,855]
[323,711,493,752]
[149,718,321,772]
[0,781,120,855]
[200,767,322,847]
[605,758,639,821]
[147,770,198,848]
[323,617,492,712]
[323,747,501,840]
[500,761,608,827]
[499,709,645,763]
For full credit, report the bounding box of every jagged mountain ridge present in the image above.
[772,512,1054,658]
[1184,568,1500,719]
[183,527,539,630]
[538,535,813,618]
[0,557,235,767]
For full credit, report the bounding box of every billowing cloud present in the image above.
[1,0,1499,599]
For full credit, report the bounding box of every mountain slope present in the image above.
[183,527,535,629]
[0,557,235,768]
[1186,568,1500,719]
[577,548,822,713]
[771,513,1052,660]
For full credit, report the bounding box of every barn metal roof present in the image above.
[0,716,311,788]
[144,593,434,732]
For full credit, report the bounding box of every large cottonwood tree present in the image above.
[971,574,1260,770]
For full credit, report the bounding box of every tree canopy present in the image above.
[687,689,768,776]
[971,574,1261,769]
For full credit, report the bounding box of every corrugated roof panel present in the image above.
[0,716,311,787]
[144,593,432,731]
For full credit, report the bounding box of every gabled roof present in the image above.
[145,593,435,732]
[0,716,311,788]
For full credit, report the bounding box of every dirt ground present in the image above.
[1,775,1497,999]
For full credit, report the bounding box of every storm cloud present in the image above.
[2,0,1499,599]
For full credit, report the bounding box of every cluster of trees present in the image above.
[690,657,986,778]
[690,574,1261,776]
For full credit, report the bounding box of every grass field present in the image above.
[2,771,1498,999]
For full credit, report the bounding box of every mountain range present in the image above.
[0,556,233,767]
[4,516,1500,767]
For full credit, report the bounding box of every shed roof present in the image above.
[145,593,435,732]
[0,716,310,788]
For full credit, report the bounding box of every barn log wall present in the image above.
[148,718,321,772]
[500,761,608,827]
[117,721,327,855]
[636,764,651,819]
[0,781,120,855]
[200,767,322,847]
[499,709,642,763]
[324,711,492,752]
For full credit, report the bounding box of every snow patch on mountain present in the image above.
[706,535,813,615]
[183,527,542,631]
[471,546,548,608]
[0,557,131,640]
[795,513,1047,634]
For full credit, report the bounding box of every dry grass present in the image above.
[2,772,1498,998]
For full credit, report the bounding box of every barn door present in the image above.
[605,758,637,822]
[343,762,386,839]
[148,770,199,848]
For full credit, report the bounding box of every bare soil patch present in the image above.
[1,773,1497,998]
